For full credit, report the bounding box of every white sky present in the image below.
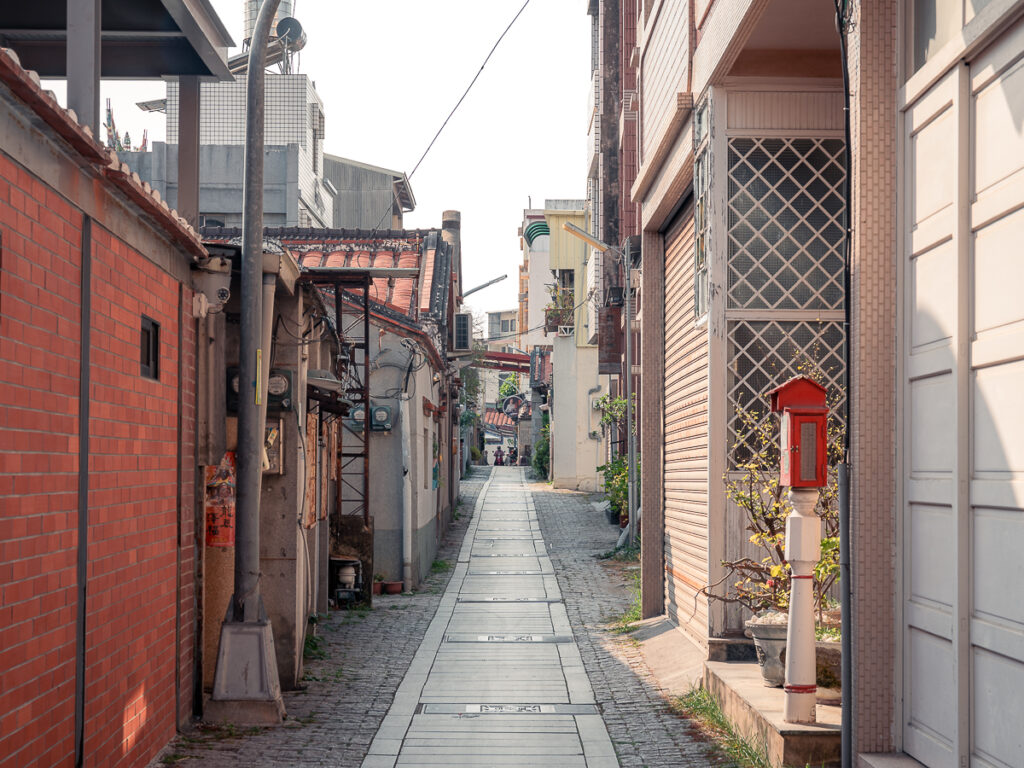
[47,0,591,319]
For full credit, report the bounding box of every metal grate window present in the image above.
[727,319,845,467]
[727,138,845,311]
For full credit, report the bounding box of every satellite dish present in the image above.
[276,17,307,51]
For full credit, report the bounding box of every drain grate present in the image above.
[419,703,599,715]
[467,553,536,558]
[444,633,572,643]
[457,597,561,603]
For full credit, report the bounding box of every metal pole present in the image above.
[234,0,282,624]
[624,240,637,546]
[834,4,854,764]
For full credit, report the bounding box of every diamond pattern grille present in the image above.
[728,320,845,468]
[727,138,846,310]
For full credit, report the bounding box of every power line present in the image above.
[367,0,531,238]
[475,290,594,344]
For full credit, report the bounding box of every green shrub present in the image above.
[470,445,482,461]
[532,414,550,478]
[597,456,639,519]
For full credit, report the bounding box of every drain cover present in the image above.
[419,703,599,715]
[444,634,572,643]
[457,597,561,603]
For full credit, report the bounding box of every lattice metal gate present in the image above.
[725,137,847,467]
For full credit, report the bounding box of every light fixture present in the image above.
[562,221,611,252]
[308,369,343,393]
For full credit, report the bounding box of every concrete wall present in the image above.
[550,337,602,491]
[120,142,302,228]
[166,75,330,227]
[367,333,444,589]
[523,230,552,351]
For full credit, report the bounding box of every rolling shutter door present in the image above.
[662,202,709,636]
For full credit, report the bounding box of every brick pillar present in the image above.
[848,0,899,754]
[640,232,665,618]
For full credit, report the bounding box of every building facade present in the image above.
[621,0,1024,763]
[122,74,334,229]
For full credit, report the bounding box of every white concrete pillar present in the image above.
[783,487,821,723]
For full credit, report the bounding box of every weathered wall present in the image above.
[551,338,602,491]
[368,334,443,587]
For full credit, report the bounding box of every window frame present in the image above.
[140,315,160,380]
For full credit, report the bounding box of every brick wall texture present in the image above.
[0,143,197,766]
[848,0,899,753]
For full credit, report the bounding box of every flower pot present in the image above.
[372,581,383,595]
[383,581,403,595]
[745,618,788,687]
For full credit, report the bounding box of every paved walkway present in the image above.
[361,467,618,768]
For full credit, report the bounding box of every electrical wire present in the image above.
[474,290,594,344]
[365,0,532,239]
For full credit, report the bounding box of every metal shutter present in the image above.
[662,202,709,637]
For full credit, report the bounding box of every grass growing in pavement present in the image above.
[303,632,328,661]
[610,570,642,634]
[672,687,772,768]
[597,544,640,562]
[430,558,451,573]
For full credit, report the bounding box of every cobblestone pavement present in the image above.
[151,468,715,768]
[149,468,490,768]
[531,479,714,767]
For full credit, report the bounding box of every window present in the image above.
[140,316,159,379]
[500,318,516,333]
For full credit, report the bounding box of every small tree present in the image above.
[498,374,518,402]
[703,358,842,621]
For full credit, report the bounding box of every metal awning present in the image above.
[0,0,233,80]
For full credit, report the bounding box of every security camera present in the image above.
[192,256,233,315]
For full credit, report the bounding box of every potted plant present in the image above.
[372,573,384,596]
[382,580,403,595]
[702,361,842,687]
[543,286,575,332]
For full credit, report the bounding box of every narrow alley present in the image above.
[154,468,709,768]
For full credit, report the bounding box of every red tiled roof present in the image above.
[483,408,515,433]
[0,47,205,259]
[419,245,436,314]
[284,235,425,318]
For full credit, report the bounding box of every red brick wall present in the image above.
[620,0,639,238]
[0,152,197,766]
[0,155,82,768]
[178,287,196,728]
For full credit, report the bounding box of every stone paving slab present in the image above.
[532,481,715,767]
[363,468,622,768]
[149,466,714,768]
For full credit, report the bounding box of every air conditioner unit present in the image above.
[453,313,472,351]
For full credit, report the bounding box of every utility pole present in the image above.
[206,0,285,725]
[624,238,637,546]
